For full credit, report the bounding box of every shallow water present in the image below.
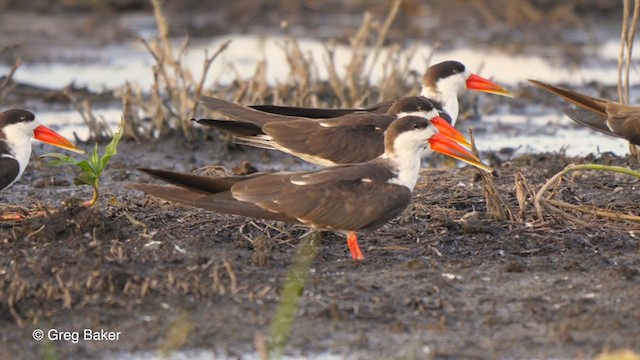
[3,35,639,89]
[3,32,639,157]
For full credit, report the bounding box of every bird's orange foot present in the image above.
[347,231,364,261]
[0,212,26,221]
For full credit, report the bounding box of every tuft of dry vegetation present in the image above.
[0,45,21,101]
[534,164,640,226]
[469,129,515,221]
[121,0,229,141]
[618,0,640,159]
[96,0,432,150]
[64,86,112,141]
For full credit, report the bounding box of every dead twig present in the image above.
[514,172,535,222]
[189,40,231,121]
[469,129,514,221]
[535,163,640,224]
[0,58,21,100]
[618,0,640,158]
[64,87,111,141]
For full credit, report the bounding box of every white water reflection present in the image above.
[1,34,636,156]
[2,35,639,91]
[36,108,629,157]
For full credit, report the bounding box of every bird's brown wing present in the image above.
[528,79,609,115]
[231,164,411,231]
[196,118,265,137]
[200,95,306,126]
[249,101,392,119]
[138,168,266,194]
[605,103,640,145]
[529,79,619,136]
[562,108,616,136]
[260,113,393,164]
[129,183,293,221]
[0,158,19,191]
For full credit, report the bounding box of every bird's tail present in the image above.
[528,79,608,114]
[130,168,290,221]
[200,95,298,126]
[529,79,614,135]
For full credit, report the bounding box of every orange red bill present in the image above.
[428,131,495,174]
[466,73,514,98]
[430,116,472,148]
[33,125,85,154]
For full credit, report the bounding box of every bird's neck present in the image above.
[381,150,422,191]
[421,87,459,125]
[2,128,33,180]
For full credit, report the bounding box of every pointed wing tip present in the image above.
[127,182,156,193]
[137,167,155,175]
[527,79,551,88]
[137,167,174,181]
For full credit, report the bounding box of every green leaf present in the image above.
[76,172,97,187]
[100,119,124,172]
[40,117,124,206]
[73,177,89,187]
[104,119,124,157]
[40,153,82,166]
[76,160,95,175]
[90,143,100,171]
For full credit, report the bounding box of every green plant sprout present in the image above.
[41,119,124,207]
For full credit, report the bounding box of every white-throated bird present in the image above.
[197,95,472,166]
[131,115,494,261]
[248,60,513,126]
[0,109,84,191]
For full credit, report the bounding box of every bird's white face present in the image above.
[391,123,439,157]
[436,69,470,97]
[420,70,469,126]
[3,118,41,140]
[2,118,40,184]
[385,122,439,190]
[421,69,469,99]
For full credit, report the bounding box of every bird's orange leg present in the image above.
[0,213,25,221]
[347,231,364,261]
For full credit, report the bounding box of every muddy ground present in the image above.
[1,136,640,359]
[1,1,640,359]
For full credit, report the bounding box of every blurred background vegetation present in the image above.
[0,0,630,141]
[0,0,623,45]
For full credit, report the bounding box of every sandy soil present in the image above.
[1,137,639,359]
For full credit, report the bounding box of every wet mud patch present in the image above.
[1,141,640,359]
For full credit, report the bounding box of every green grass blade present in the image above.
[270,233,319,358]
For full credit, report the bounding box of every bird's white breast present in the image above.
[2,122,35,186]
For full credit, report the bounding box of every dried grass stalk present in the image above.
[121,81,143,141]
[0,45,21,100]
[128,0,229,140]
[618,0,640,158]
[535,163,640,224]
[514,172,535,222]
[469,129,514,221]
[64,86,111,141]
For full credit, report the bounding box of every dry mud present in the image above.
[1,138,639,359]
